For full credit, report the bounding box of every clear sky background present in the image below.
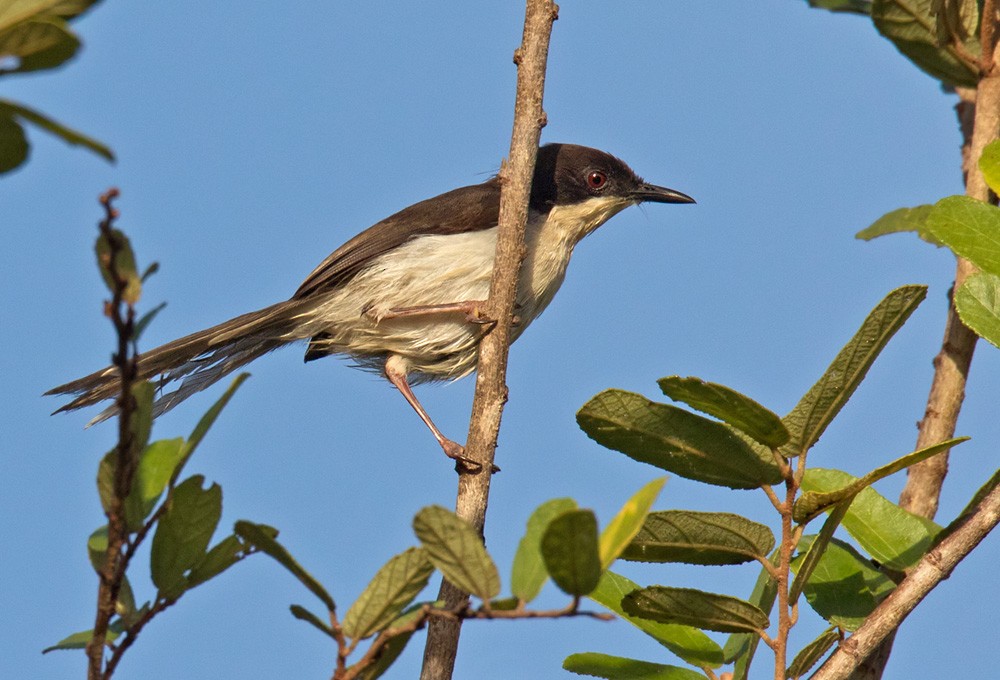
[3,2,998,679]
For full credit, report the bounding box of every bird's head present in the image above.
[528,143,694,240]
[531,143,693,209]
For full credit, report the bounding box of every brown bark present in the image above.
[418,2,558,678]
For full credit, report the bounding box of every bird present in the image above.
[48,143,694,466]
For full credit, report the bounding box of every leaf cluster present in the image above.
[0,0,113,173]
[807,0,983,88]
[231,480,672,680]
[859,139,1000,350]
[566,285,974,680]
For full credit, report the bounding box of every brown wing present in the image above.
[293,178,502,300]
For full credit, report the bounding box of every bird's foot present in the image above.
[440,438,500,475]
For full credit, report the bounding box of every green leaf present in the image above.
[342,547,434,640]
[937,468,1000,550]
[412,505,500,602]
[96,451,115,514]
[234,520,335,612]
[801,468,943,570]
[599,478,665,569]
[926,195,1000,276]
[171,373,250,486]
[511,497,578,603]
[724,552,779,678]
[563,652,704,680]
[789,501,851,603]
[42,627,118,653]
[87,524,107,573]
[956,272,1000,348]
[125,438,186,530]
[134,301,166,341]
[150,475,222,598]
[792,537,895,631]
[871,0,980,87]
[793,437,966,523]
[930,0,980,50]
[354,602,431,680]
[621,511,774,566]
[578,389,783,489]
[130,381,154,452]
[290,604,337,640]
[780,285,927,458]
[979,139,1000,195]
[0,16,78,73]
[540,509,602,597]
[0,98,112,166]
[622,586,769,635]
[95,227,141,303]
[805,0,872,13]
[0,112,27,173]
[588,571,723,668]
[658,376,789,447]
[786,626,840,679]
[855,204,940,245]
[0,0,102,32]
[186,534,248,589]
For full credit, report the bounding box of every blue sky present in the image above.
[3,2,998,678]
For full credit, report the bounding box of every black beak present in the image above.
[631,183,696,205]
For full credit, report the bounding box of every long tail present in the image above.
[47,298,319,423]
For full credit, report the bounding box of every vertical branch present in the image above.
[849,6,1000,680]
[899,0,1000,523]
[419,1,558,678]
[87,189,139,679]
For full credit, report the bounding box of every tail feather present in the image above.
[47,298,317,421]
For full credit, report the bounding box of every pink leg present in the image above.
[384,355,481,470]
[366,300,494,325]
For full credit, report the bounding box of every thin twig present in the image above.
[86,188,140,680]
[418,2,558,679]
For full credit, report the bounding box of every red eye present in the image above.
[586,171,607,190]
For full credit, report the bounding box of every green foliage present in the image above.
[541,509,602,597]
[573,285,981,678]
[622,587,770,635]
[793,437,967,523]
[150,475,223,598]
[413,505,501,602]
[723,553,779,679]
[598,478,666,569]
[588,571,724,668]
[926,195,1000,274]
[955,272,1000,348]
[871,0,980,87]
[511,497,577,603]
[855,204,940,245]
[0,0,113,173]
[577,389,782,489]
[563,652,705,679]
[621,511,774,566]
[791,538,895,630]
[802,468,942,570]
[786,627,840,679]
[804,0,872,14]
[780,285,926,458]
[657,376,789,448]
[235,520,336,612]
[342,547,434,640]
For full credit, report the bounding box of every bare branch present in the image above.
[419,2,558,678]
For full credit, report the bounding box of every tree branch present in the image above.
[87,189,139,680]
[812,472,1000,680]
[418,2,558,678]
